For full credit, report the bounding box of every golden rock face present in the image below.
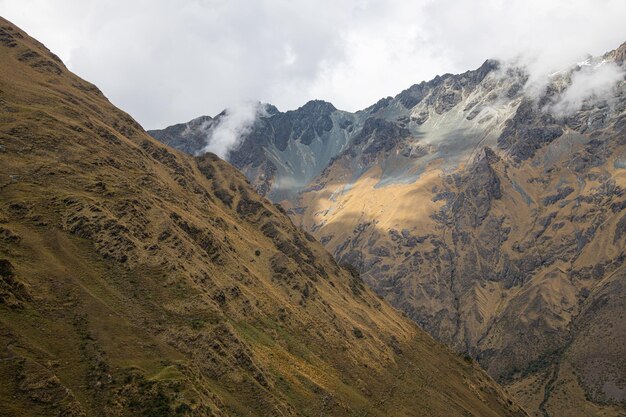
[0,17,527,417]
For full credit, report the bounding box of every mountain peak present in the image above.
[296,99,337,114]
[606,40,626,64]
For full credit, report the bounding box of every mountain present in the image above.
[151,43,626,416]
[150,100,356,201]
[0,17,529,417]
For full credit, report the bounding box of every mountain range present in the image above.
[150,42,626,417]
[0,16,531,417]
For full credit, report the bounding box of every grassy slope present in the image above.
[0,17,526,417]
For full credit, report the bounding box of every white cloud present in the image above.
[547,61,624,116]
[198,102,265,158]
[1,0,625,129]
[283,44,297,67]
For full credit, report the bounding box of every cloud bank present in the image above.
[2,0,625,129]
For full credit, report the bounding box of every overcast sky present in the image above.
[2,0,626,129]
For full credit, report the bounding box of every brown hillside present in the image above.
[0,17,526,417]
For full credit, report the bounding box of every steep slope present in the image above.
[0,17,527,417]
[153,44,626,417]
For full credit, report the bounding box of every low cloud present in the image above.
[198,102,266,159]
[547,61,624,116]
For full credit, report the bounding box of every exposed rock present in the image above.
[498,100,564,161]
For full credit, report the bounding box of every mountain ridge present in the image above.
[152,40,626,417]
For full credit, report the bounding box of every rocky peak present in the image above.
[295,99,337,115]
[263,103,280,115]
[470,58,500,84]
[394,58,500,111]
[606,40,626,65]
[186,114,213,127]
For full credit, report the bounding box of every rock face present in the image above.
[0,17,528,417]
[149,115,213,155]
[152,58,535,205]
[153,41,626,417]
[149,100,356,201]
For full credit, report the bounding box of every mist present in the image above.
[198,102,266,159]
[548,61,625,116]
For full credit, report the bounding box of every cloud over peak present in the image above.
[197,101,266,159]
[547,60,624,116]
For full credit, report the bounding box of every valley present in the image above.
[152,42,626,417]
[0,16,530,417]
